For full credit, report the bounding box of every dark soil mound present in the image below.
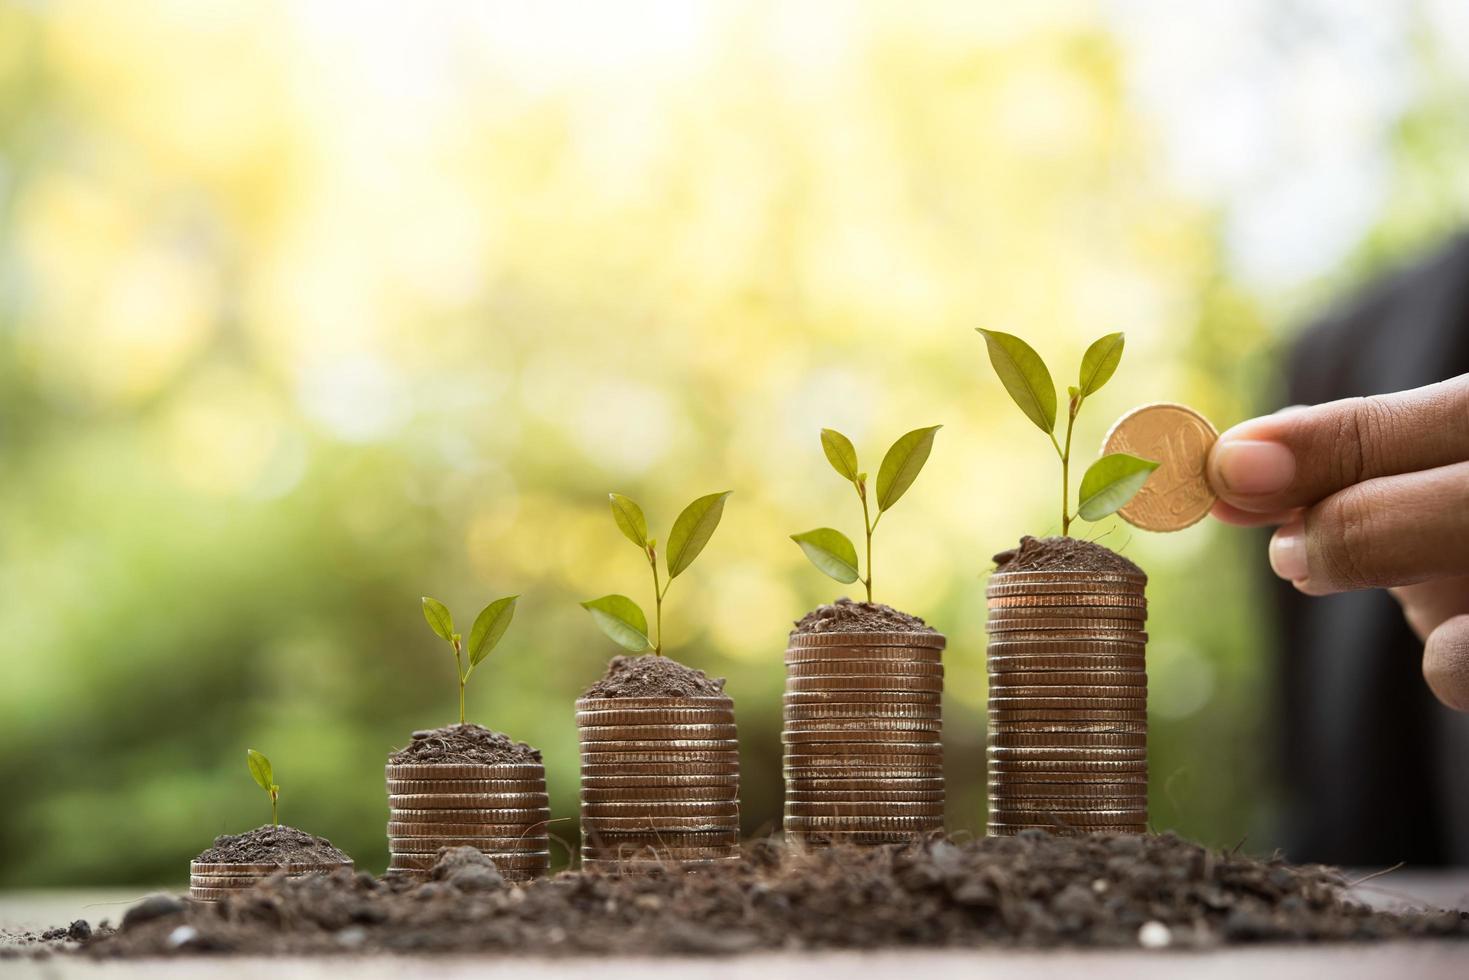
[389,724,541,765]
[792,598,936,635]
[583,654,725,699]
[993,535,1144,577]
[82,833,1466,958]
[194,825,349,866]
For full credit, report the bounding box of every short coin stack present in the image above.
[782,630,947,845]
[577,695,741,872]
[189,858,352,902]
[985,568,1148,835]
[385,762,550,881]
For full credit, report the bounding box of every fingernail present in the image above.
[1270,522,1309,581]
[1213,439,1296,495]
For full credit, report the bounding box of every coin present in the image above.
[578,738,739,751]
[786,660,945,678]
[576,725,740,741]
[387,821,548,837]
[581,801,738,817]
[583,831,738,848]
[384,763,544,781]
[786,675,944,693]
[785,646,943,664]
[786,631,946,650]
[575,707,737,726]
[575,696,733,712]
[988,671,1146,687]
[783,701,943,720]
[988,735,1145,751]
[986,616,1145,632]
[784,767,944,781]
[987,764,1146,780]
[384,779,546,795]
[582,816,740,832]
[188,875,276,889]
[987,780,1147,799]
[987,595,1148,611]
[986,639,1146,655]
[1101,402,1219,531]
[782,815,941,831]
[580,785,737,803]
[785,788,944,803]
[988,570,1145,586]
[189,861,352,875]
[988,709,1147,724]
[580,762,740,777]
[987,602,1147,620]
[783,774,944,790]
[388,837,547,852]
[783,718,942,734]
[387,792,550,809]
[988,808,1147,825]
[785,801,944,817]
[784,690,941,705]
[987,823,1144,836]
[781,728,943,745]
[785,831,918,846]
[389,806,547,821]
[389,852,549,871]
[986,748,1147,763]
[580,751,738,767]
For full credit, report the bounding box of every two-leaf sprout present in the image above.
[976,330,1158,536]
[421,595,520,725]
[790,427,941,603]
[246,748,280,826]
[583,491,732,656]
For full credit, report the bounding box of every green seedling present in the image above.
[583,490,732,656]
[246,748,280,826]
[790,426,941,603]
[976,330,1158,535]
[421,594,520,724]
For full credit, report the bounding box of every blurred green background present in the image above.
[2,1,1467,886]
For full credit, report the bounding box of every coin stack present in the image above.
[384,762,550,881]
[985,569,1148,835]
[577,695,740,872]
[782,630,948,845]
[188,857,352,902]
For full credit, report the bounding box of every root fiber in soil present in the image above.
[388,724,541,765]
[993,535,1144,576]
[194,825,350,866]
[77,833,1467,958]
[791,597,936,635]
[583,654,726,699]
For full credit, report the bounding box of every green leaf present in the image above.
[819,429,860,484]
[790,528,860,583]
[246,749,273,793]
[580,594,652,652]
[466,595,519,668]
[665,491,732,579]
[421,597,454,642]
[1076,452,1161,521]
[608,493,649,549]
[875,426,941,512]
[976,329,1057,434]
[1078,332,1125,397]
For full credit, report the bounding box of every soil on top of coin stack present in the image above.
[583,654,726,698]
[194,826,349,865]
[791,597,938,634]
[76,833,1468,958]
[993,535,1144,576]
[388,724,542,765]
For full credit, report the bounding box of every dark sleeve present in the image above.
[1271,232,1469,866]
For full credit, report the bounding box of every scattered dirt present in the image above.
[389,724,541,765]
[75,833,1467,958]
[792,598,937,635]
[993,535,1145,577]
[194,825,350,866]
[583,654,726,699]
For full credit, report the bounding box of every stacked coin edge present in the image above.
[385,761,550,881]
[188,859,353,902]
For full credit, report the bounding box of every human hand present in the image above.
[1206,374,1469,711]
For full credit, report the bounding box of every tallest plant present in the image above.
[976,330,1157,535]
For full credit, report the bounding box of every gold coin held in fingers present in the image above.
[1101,402,1219,532]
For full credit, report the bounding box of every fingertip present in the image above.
[1424,615,1469,713]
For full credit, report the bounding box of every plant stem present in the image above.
[453,637,466,725]
[458,678,466,725]
[650,552,664,656]
[859,484,874,602]
[271,795,278,827]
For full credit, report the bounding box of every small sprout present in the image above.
[584,490,732,656]
[791,425,941,602]
[421,594,519,725]
[246,748,280,826]
[977,329,1158,535]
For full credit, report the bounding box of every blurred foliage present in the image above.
[0,2,1465,885]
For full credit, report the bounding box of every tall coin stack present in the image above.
[577,695,741,871]
[782,631,947,845]
[385,761,551,881]
[985,568,1148,835]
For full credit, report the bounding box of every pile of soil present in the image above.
[792,598,936,635]
[194,826,350,866]
[583,654,726,699]
[993,535,1144,577]
[389,724,541,765]
[75,833,1467,958]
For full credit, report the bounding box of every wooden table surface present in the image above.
[3,871,1466,979]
